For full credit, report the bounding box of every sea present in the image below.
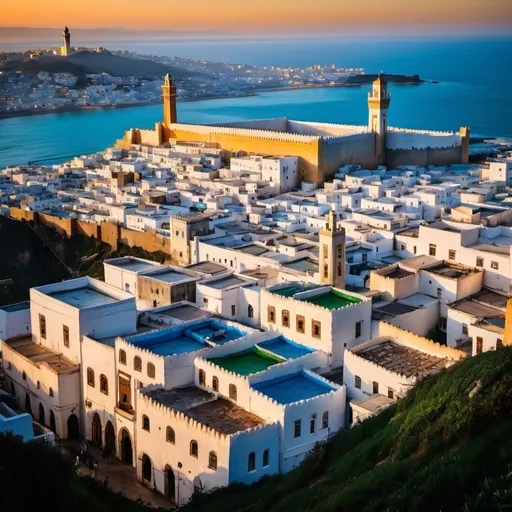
[0,37,511,168]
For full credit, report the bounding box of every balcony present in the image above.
[115,401,135,421]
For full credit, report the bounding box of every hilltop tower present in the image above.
[319,210,346,289]
[162,73,177,130]
[61,26,71,56]
[368,75,391,165]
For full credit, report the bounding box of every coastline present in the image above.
[0,81,411,120]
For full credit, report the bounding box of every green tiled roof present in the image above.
[210,348,284,376]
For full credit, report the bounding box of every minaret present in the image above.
[62,26,71,56]
[161,74,177,130]
[319,210,346,289]
[368,74,391,165]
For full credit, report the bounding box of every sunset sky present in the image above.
[2,0,512,35]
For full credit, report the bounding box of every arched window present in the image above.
[208,451,217,470]
[119,349,126,365]
[147,362,155,379]
[134,356,142,372]
[263,449,270,467]
[248,452,256,472]
[212,376,219,392]
[248,305,254,318]
[87,368,95,387]
[282,310,290,328]
[142,415,150,432]
[22,371,27,381]
[166,426,175,444]
[49,387,54,398]
[312,320,321,339]
[229,384,237,401]
[100,375,108,395]
[190,440,198,458]
[267,306,276,324]
[355,375,361,389]
[199,369,206,386]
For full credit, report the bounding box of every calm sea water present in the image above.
[0,38,510,168]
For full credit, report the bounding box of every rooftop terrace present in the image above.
[0,301,30,313]
[185,261,227,275]
[298,289,361,310]
[146,270,194,284]
[355,340,448,378]
[49,287,118,309]
[252,371,336,404]
[210,347,284,376]
[282,258,319,273]
[204,276,249,289]
[258,336,315,360]
[270,283,321,298]
[106,257,161,273]
[145,386,213,412]
[156,304,210,322]
[427,262,479,279]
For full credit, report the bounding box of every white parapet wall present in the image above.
[386,127,462,150]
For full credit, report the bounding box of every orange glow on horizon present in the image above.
[2,0,512,33]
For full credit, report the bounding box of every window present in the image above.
[476,257,484,267]
[355,321,362,338]
[203,297,208,305]
[497,338,503,349]
[355,375,361,389]
[294,420,301,438]
[491,261,499,270]
[166,426,175,444]
[229,384,237,401]
[388,388,394,399]
[190,440,198,458]
[268,306,276,324]
[373,381,379,394]
[448,249,456,260]
[310,413,316,434]
[87,368,95,387]
[476,337,483,354]
[99,374,108,395]
[462,323,469,335]
[296,315,305,334]
[134,356,142,372]
[248,305,254,318]
[119,349,126,365]
[347,256,354,264]
[429,244,436,257]
[142,415,150,432]
[413,246,417,255]
[282,310,290,328]
[322,411,329,429]
[212,376,219,392]
[231,305,236,316]
[36,381,40,389]
[401,243,406,251]
[337,244,343,258]
[147,362,155,379]
[312,320,321,339]
[437,288,442,299]
[39,314,46,339]
[248,452,256,472]
[263,449,270,467]
[206,451,218,471]
[21,370,26,380]
[49,388,54,398]
[323,264,329,278]
[199,369,206,386]
[63,325,69,348]
[362,253,368,263]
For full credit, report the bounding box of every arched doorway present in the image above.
[91,413,102,445]
[142,454,152,483]
[49,410,56,433]
[104,421,115,456]
[25,393,32,415]
[38,403,45,425]
[164,465,176,503]
[10,381,15,396]
[67,414,79,439]
[120,428,133,465]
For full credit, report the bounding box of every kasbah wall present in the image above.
[8,207,171,257]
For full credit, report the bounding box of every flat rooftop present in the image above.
[381,267,415,279]
[355,340,448,378]
[6,336,78,373]
[270,283,321,298]
[49,287,118,308]
[235,244,268,256]
[145,386,213,412]
[186,398,265,435]
[186,261,227,275]
[282,258,319,273]
[298,289,361,310]
[204,276,249,289]
[258,336,315,360]
[427,262,479,279]
[351,393,394,413]
[252,371,336,404]
[146,270,193,284]
[0,301,30,313]
[106,258,161,273]
[157,304,210,322]
[210,347,283,376]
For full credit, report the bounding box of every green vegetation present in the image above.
[0,434,154,512]
[183,348,512,512]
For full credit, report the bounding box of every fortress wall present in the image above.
[9,207,36,223]
[288,120,367,137]
[38,213,74,238]
[100,222,120,251]
[386,130,461,150]
[119,226,171,255]
[218,118,288,132]
[75,220,100,239]
[386,146,463,169]
[320,132,377,180]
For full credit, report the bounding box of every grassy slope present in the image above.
[183,348,512,512]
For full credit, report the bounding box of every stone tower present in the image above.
[62,26,71,56]
[368,75,391,165]
[162,73,177,131]
[319,210,346,289]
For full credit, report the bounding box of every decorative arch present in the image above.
[142,453,152,483]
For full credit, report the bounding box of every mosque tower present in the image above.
[61,26,71,56]
[162,74,177,131]
[319,210,346,289]
[368,74,391,165]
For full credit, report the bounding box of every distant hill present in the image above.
[0,50,195,79]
